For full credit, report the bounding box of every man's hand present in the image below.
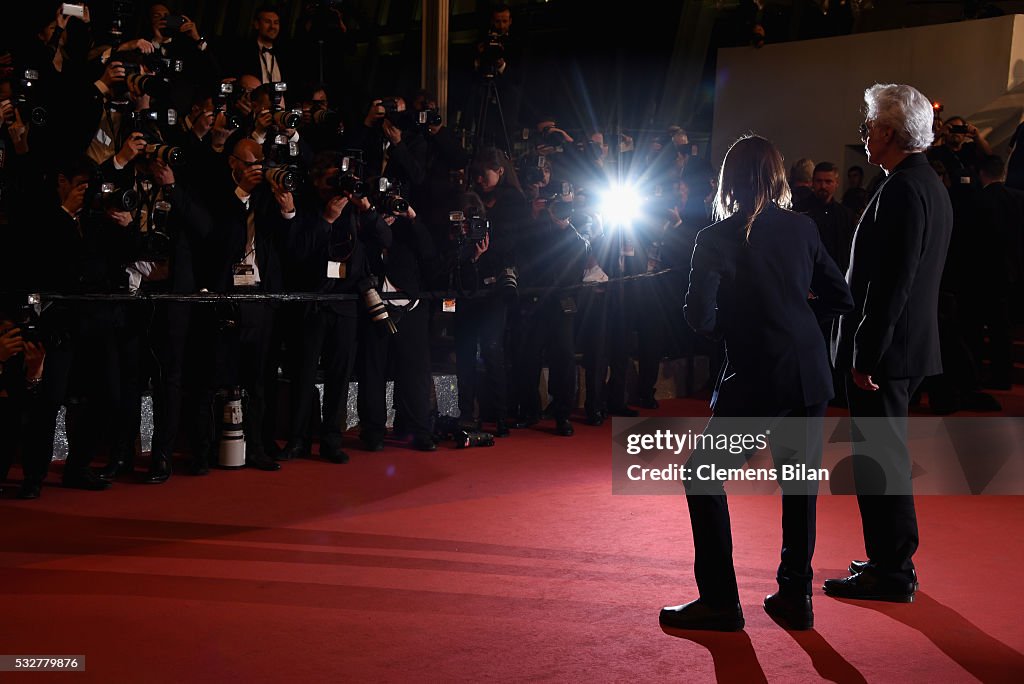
[0,99,15,126]
[24,341,45,381]
[106,209,133,227]
[116,39,156,54]
[0,327,25,362]
[364,100,385,128]
[349,194,372,212]
[273,187,295,214]
[115,132,147,167]
[237,163,263,195]
[402,205,416,221]
[62,182,89,216]
[180,16,201,41]
[211,112,233,149]
[851,368,879,392]
[382,118,402,144]
[322,194,349,223]
[191,108,214,138]
[101,60,127,89]
[152,159,175,187]
[254,108,272,136]
[56,6,70,31]
[471,232,490,262]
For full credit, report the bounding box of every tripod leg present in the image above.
[490,82,512,156]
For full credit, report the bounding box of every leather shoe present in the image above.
[412,434,437,451]
[607,405,639,417]
[321,444,350,464]
[494,419,510,437]
[848,560,919,590]
[512,415,539,429]
[763,592,814,630]
[555,419,574,436]
[659,599,744,631]
[143,455,171,484]
[246,453,281,471]
[96,457,133,482]
[823,569,915,602]
[361,434,385,452]
[62,467,112,491]
[585,412,604,426]
[17,481,42,499]
[278,439,309,461]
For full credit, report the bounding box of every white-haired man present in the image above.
[827,84,953,602]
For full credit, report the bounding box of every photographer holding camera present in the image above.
[349,96,427,191]
[514,177,590,436]
[21,155,137,495]
[357,179,438,452]
[190,137,297,473]
[280,151,391,462]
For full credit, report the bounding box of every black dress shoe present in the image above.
[607,405,639,417]
[512,415,539,429]
[585,412,604,426]
[96,458,133,482]
[17,481,42,499]
[361,434,385,452]
[848,560,919,590]
[659,599,744,631]
[246,453,282,471]
[62,468,112,491]
[823,569,915,602]
[636,398,660,409]
[320,444,350,464]
[278,440,309,461]
[763,592,814,630]
[142,455,171,484]
[494,419,510,437]
[555,419,574,436]
[412,434,437,451]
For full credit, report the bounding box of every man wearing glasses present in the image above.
[827,84,953,603]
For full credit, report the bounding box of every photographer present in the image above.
[22,155,136,494]
[457,149,523,436]
[223,4,291,85]
[514,180,590,436]
[246,82,313,167]
[0,302,46,499]
[295,83,345,154]
[357,182,438,452]
[96,127,214,483]
[280,151,390,462]
[348,96,427,191]
[191,137,296,473]
[410,89,469,229]
[929,116,992,182]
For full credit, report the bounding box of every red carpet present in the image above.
[1,396,1022,683]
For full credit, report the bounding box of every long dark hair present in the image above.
[713,135,791,241]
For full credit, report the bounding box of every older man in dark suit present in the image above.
[826,83,953,603]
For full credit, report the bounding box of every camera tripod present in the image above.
[469,76,513,159]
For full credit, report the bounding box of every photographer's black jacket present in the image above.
[287,202,392,316]
[207,183,292,293]
[516,214,590,306]
[346,123,428,188]
[365,215,437,300]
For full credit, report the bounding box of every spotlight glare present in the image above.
[600,184,641,226]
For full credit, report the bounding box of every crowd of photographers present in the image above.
[2,3,1019,502]
[0,3,717,500]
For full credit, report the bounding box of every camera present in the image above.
[432,415,495,448]
[449,210,489,245]
[368,177,409,215]
[479,31,505,78]
[126,73,170,98]
[519,155,547,186]
[144,142,184,166]
[950,124,970,134]
[358,277,397,334]
[13,294,66,350]
[131,108,178,129]
[309,103,342,129]
[272,109,302,130]
[214,82,246,129]
[379,97,401,116]
[263,165,300,192]
[416,109,443,129]
[89,177,140,216]
[163,14,188,33]
[109,0,135,41]
[134,200,172,261]
[13,70,47,127]
[327,152,367,197]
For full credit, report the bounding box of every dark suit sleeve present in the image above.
[853,177,925,374]
[809,228,854,321]
[684,229,722,339]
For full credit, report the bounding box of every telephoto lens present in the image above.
[263,166,299,192]
[126,73,168,98]
[380,194,409,215]
[455,430,495,448]
[311,107,342,128]
[272,110,301,129]
[358,279,397,334]
[145,143,184,166]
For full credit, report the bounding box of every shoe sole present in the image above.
[659,613,745,631]
[763,606,813,631]
[823,588,914,603]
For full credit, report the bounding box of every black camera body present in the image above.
[163,14,187,33]
[449,210,489,245]
[328,152,367,198]
[479,32,506,77]
[87,169,140,218]
[368,176,409,215]
[12,69,47,127]
[214,82,246,129]
[416,109,443,129]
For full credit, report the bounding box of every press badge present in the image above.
[327,261,347,279]
[232,263,256,287]
[442,298,456,313]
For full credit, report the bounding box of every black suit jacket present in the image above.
[224,40,290,82]
[831,153,953,378]
[208,184,292,293]
[685,205,853,414]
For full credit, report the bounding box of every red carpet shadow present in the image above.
[783,629,868,684]
[659,627,768,683]
[831,592,1024,683]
